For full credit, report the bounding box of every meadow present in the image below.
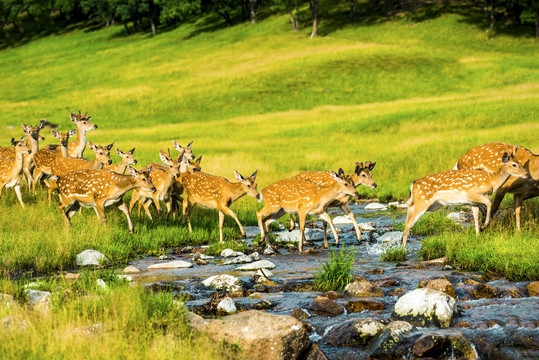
[0,7,538,277]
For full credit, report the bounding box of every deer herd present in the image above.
[0,111,537,253]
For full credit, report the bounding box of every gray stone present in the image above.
[345,280,384,297]
[123,265,140,274]
[364,203,388,211]
[76,249,109,266]
[25,289,51,311]
[332,216,354,224]
[217,297,237,314]
[220,249,245,257]
[368,321,414,358]
[222,252,260,265]
[274,228,325,243]
[392,288,456,328]
[202,274,243,293]
[147,260,193,269]
[96,279,107,291]
[324,318,385,346]
[236,260,276,271]
[377,231,404,247]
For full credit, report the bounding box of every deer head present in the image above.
[234,169,260,201]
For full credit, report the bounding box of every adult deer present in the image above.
[257,169,359,253]
[129,149,183,220]
[402,148,529,247]
[456,142,539,231]
[45,111,97,158]
[173,140,195,161]
[57,167,155,233]
[182,169,260,243]
[48,141,113,203]
[103,147,137,174]
[0,136,32,207]
[0,120,46,190]
[31,129,76,194]
[290,161,377,243]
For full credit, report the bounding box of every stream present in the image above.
[126,204,539,359]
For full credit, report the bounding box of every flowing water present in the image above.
[128,204,539,359]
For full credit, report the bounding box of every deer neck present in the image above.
[316,183,345,208]
[11,151,26,176]
[70,127,87,157]
[485,167,514,194]
[24,137,39,164]
[115,174,138,193]
[88,157,105,170]
[60,144,69,157]
[115,160,129,175]
[528,155,539,180]
[227,181,246,203]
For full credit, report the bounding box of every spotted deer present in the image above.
[257,169,359,253]
[173,140,195,161]
[402,149,529,247]
[31,129,76,194]
[103,147,137,174]
[182,169,260,243]
[57,167,155,233]
[456,142,539,231]
[290,161,377,243]
[45,111,97,157]
[0,136,32,207]
[129,149,183,220]
[0,120,46,190]
[48,141,113,203]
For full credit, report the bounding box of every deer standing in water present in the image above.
[0,137,32,207]
[57,167,155,233]
[103,147,137,174]
[257,169,359,253]
[31,129,76,194]
[45,111,97,158]
[290,161,377,243]
[456,142,539,231]
[182,169,260,243]
[402,147,529,247]
[48,141,113,203]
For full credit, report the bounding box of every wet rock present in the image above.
[196,259,208,265]
[25,289,51,311]
[157,254,169,261]
[412,331,479,359]
[344,280,384,297]
[387,288,408,297]
[324,318,385,346]
[187,310,311,360]
[468,283,496,299]
[307,296,344,316]
[122,265,140,274]
[377,231,404,247]
[275,228,324,242]
[254,299,275,310]
[192,292,229,315]
[236,260,276,271]
[392,288,457,328]
[364,202,388,211]
[377,279,399,287]
[248,292,263,299]
[527,281,539,297]
[202,274,243,293]
[421,257,447,266]
[251,268,275,284]
[222,252,260,265]
[147,260,193,269]
[365,268,384,275]
[500,287,524,298]
[292,308,310,320]
[305,343,329,360]
[216,297,237,315]
[359,222,376,231]
[344,298,385,313]
[76,249,109,266]
[368,321,414,358]
[220,249,244,257]
[322,291,343,300]
[418,278,456,299]
[263,246,278,255]
[454,321,473,328]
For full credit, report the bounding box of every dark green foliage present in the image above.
[314,246,357,292]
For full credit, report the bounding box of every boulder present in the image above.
[412,331,479,359]
[187,310,311,360]
[418,278,456,299]
[324,318,385,346]
[76,249,109,266]
[527,281,539,297]
[147,260,193,269]
[467,283,496,299]
[392,288,457,328]
[307,296,344,317]
[368,321,414,358]
[236,260,276,271]
[332,216,354,225]
[24,289,51,311]
[304,343,329,360]
[377,231,404,247]
[344,298,385,312]
[364,203,388,211]
[291,308,310,320]
[220,249,245,257]
[359,222,376,231]
[202,274,243,293]
[216,297,237,314]
[447,212,468,223]
[345,280,384,297]
[274,228,324,243]
[223,252,260,265]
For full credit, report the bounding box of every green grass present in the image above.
[394,210,462,236]
[380,247,408,262]
[314,246,357,292]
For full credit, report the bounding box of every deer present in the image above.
[48,141,114,204]
[56,167,155,233]
[289,161,377,244]
[0,136,32,208]
[173,140,195,161]
[103,147,137,174]
[129,149,184,220]
[182,169,260,243]
[402,148,529,247]
[257,169,360,253]
[45,111,97,158]
[0,120,46,191]
[455,142,539,231]
[31,129,76,194]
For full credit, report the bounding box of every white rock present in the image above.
[76,249,109,266]
[96,279,107,291]
[223,252,260,265]
[123,265,140,274]
[236,260,276,271]
[25,289,51,310]
[147,260,193,269]
[202,274,243,292]
[275,228,325,243]
[393,288,456,328]
[255,268,274,279]
[217,297,237,314]
[263,246,277,255]
[200,254,215,260]
[332,216,354,225]
[364,203,388,211]
[23,282,40,289]
[117,274,133,282]
[220,249,245,257]
[358,222,376,231]
[157,255,169,260]
[377,231,404,247]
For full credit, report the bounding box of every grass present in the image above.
[0,273,242,360]
[380,247,408,262]
[206,239,248,256]
[314,246,357,292]
[394,210,462,236]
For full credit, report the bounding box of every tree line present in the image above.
[0,0,538,44]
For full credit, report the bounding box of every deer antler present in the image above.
[355,162,364,168]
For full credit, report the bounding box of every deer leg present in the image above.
[59,202,73,228]
[288,213,296,231]
[31,168,41,194]
[259,208,285,248]
[319,212,339,248]
[14,184,25,208]
[66,202,81,221]
[491,186,509,217]
[341,202,361,242]
[465,194,492,230]
[221,206,245,237]
[514,194,523,232]
[95,201,107,227]
[402,202,428,247]
[183,200,193,232]
[142,200,153,221]
[23,167,33,193]
[298,209,307,253]
[218,210,225,243]
[322,221,328,247]
[48,179,58,205]
[471,206,481,235]
[0,184,4,199]
[128,190,139,214]
[118,201,135,234]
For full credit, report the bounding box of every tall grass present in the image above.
[314,246,357,292]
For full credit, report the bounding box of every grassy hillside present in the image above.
[0,8,537,275]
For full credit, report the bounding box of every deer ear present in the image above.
[10,138,17,146]
[329,170,339,180]
[116,148,123,156]
[176,151,184,163]
[234,169,244,181]
[501,152,510,164]
[88,141,96,151]
[338,168,345,177]
[69,113,78,122]
[38,119,47,129]
[21,124,31,133]
[68,129,77,137]
[368,162,376,171]
[128,166,137,176]
[172,140,181,150]
[51,130,60,138]
[129,147,135,155]
[159,151,171,165]
[187,140,193,149]
[196,155,202,163]
[250,169,258,180]
[106,143,114,151]
[20,135,26,142]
